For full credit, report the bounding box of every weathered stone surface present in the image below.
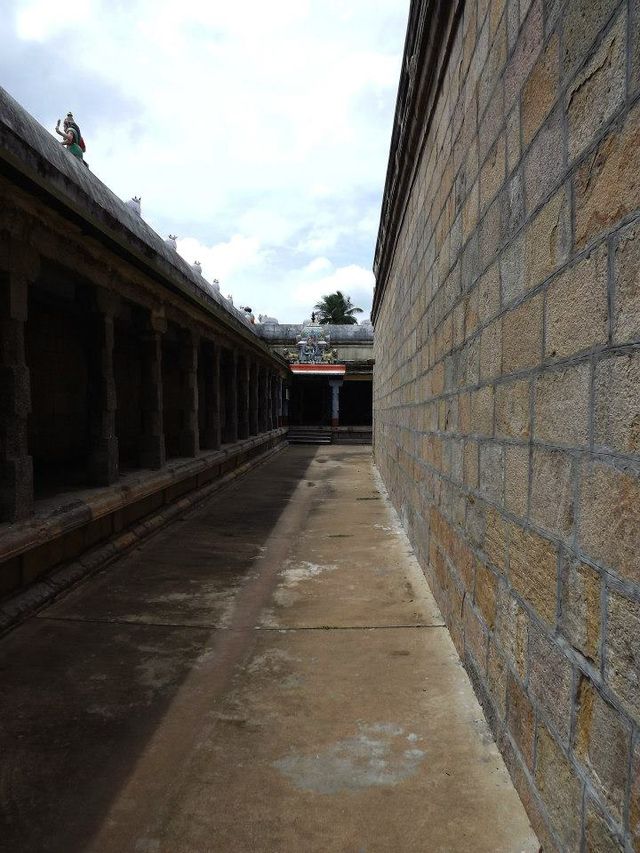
[613,219,640,344]
[567,10,626,162]
[579,460,640,583]
[534,362,591,447]
[560,557,602,665]
[503,170,525,239]
[523,106,564,212]
[500,230,526,305]
[535,724,583,850]
[506,104,521,176]
[605,589,640,718]
[479,318,502,380]
[507,672,535,769]
[505,0,543,111]
[530,447,574,539]
[496,582,529,677]
[574,100,640,249]
[508,523,558,625]
[502,294,543,373]
[631,738,640,850]
[522,32,559,147]
[575,677,631,821]
[594,352,640,456]
[480,135,506,212]
[545,244,608,359]
[475,558,498,629]
[484,506,508,573]
[478,263,501,324]
[504,444,529,517]
[632,0,640,98]
[495,377,530,438]
[584,800,625,853]
[524,184,570,291]
[562,0,620,78]
[464,438,479,488]
[528,624,574,742]
[479,442,505,502]
[470,385,494,436]
[487,640,507,719]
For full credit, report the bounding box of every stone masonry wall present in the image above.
[373,1,640,849]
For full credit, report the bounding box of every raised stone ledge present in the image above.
[259,324,374,342]
[0,85,263,347]
[0,429,287,599]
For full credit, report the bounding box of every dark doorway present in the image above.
[290,378,330,426]
[340,380,373,426]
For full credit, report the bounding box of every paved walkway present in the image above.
[0,447,537,853]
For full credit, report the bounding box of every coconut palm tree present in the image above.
[313,291,364,325]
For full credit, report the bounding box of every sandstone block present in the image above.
[496,581,529,676]
[508,522,558,624]
[502,293,543,373]
[506,104,521,176]
[530,447,574,539]
[545,244,608,360]
[584,800,625,853]
[470,385,494,436]
[631,738,640,850]
[632,0,640,98]
[505,0,543,111]
[479,442,504,502]
[495,377,530,438]
[464,604,489,671]
[464,438,479,488]
[503,170,525,239]
[605,589,640,719]
[524,184,570,291]
[528,623,573,742]
[567,10,626,162]
[575,676,631,822]
[562,0,620,78]
[507,672,535,769]
[534,362,590,447]
[479,318,502,380]
[479,12,507,119]
[478,193,503,263]
[523,106,564,212]
[594,352,640,456]
[522,31,559,147]
[475,558,498,629]
[480,135,506,213]
[560,557,602,665]
[487,640,507,719]
[613,219,640,344]
[574,101,640,249]
[535,724,583,850]
[484,505,508,572]
[479,83,505,163]
[478,263,501,324]
[504,444,529,517]
[579,460,640,583]
[500,230,526,305]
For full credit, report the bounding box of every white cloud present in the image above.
[9,0,408,321]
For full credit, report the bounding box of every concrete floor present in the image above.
[0,446,538,853]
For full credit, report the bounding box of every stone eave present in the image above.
[370,0,463,325]
[0,86,277,364]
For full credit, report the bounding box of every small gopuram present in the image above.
[259,318,373,442]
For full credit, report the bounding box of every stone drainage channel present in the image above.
[0,446,538,853]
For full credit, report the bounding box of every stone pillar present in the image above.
[87,291,119,485]
[249,360,259,436]
[201,341,221,451]
[276,376,283,427]
[266,372,274,431]
[258,365,268,433]
[179,329,199,457]
[238,354,250,440]
[0,243,37,521]
[282,382,289,427]
[139,311,166,469]
[329,379,343,428]
[224,348,239,443]
[271,373,279,428]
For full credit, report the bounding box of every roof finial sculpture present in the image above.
[165,234,177,250]
[55,112,87,165]
[126,196,141,216]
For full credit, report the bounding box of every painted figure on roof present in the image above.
[55,112,86,163]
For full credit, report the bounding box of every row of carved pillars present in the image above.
[0,246,284,523]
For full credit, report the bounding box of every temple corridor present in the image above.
[0,446,536,852]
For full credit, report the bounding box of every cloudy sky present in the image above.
[1,0,408,322]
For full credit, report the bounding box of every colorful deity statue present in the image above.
[55,112,86,163]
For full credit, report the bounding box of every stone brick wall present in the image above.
[372,1,640,849]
